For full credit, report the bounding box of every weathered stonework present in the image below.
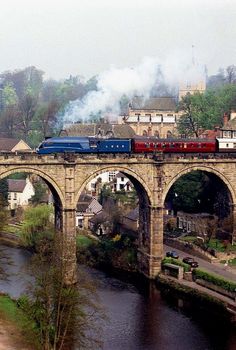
[0,152,236,279]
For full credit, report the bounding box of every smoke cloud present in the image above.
[63,51,205,124]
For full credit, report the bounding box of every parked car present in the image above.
[166,251,179,259]
[182,257,199,268]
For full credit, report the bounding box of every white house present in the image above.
[8,177,35,210]
[86,171,117,193]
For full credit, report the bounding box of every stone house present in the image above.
[88,210,111,236]
[122,207,139,232]
[0,138,31,152]
[177,211,217,236]
[121,96,179,138]
[76,193,102,229]
[7,177,35,211]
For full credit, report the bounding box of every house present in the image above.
[220,111,236,139]
[177,211,217,236]
[76,193,102,229]
[86,171,132,195]
[121,96,179,138]
[8,177,35,211]
[122,207,139,232]
[0,138,31,152]
[88,210,111,235]
[110,172,133,192]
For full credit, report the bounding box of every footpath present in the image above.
[158,274,236,320]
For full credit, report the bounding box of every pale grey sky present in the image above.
[0,0,235,80]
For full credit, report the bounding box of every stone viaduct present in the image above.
[0,152,236,280]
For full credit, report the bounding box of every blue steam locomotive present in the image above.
[37,137,132,154]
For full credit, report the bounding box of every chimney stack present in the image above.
[223,112,229,126]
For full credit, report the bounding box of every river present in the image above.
[0,246,235,350]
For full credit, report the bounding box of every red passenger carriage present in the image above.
[132,137,217,153]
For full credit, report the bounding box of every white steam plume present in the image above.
[63,52,205,124]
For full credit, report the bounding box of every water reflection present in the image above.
[0,246,235,350]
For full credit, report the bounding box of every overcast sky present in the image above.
[0,0,235,80]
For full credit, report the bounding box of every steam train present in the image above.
[36,136,236,154]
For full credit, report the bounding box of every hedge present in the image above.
[162,257,191,272]
[192,269,236,293]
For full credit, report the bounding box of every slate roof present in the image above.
[7,179,26,193]
[65,123,136,138]
[124,207,139,221]
[130,96,177,111]
[89,210,109,223]
[76,193,102,214]
[0,138,21,151]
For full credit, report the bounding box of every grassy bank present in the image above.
[0,294,39,349]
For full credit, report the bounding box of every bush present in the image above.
[162,257,191,272]
[192,269,236,292]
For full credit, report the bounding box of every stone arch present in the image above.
[75,166,153,206]
[0,166,65,207]
[162,165,236,206]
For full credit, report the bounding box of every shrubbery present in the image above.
[162,257,191,272]
[192,269,236,292]
[76,234,138,271]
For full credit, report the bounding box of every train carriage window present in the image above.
[234,143,236,148]
[184,143,187,148]
[198,143,202,148]
[145,143,150,148]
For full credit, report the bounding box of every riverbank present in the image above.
[0,294,36,350]
[156,274,236,323]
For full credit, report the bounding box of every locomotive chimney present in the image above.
[223,112,229,126]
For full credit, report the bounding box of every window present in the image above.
[233,131,236,138]
[143,130,148,136]
[14,192,17,200]
[120,184,124,190]
[8,193,11,200]
[109,172,116,181]
[223,131,231,138]
[121,177,124,182]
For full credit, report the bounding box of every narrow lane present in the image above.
[164,244,236,281]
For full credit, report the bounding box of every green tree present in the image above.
[19,204,54,247]
[18,235,103,350]
[31,181,48,205]
[0,178,8,203]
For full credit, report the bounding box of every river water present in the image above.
[0,246,235,350]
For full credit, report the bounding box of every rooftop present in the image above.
[130,96,177,111]
[7,179,26,193]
